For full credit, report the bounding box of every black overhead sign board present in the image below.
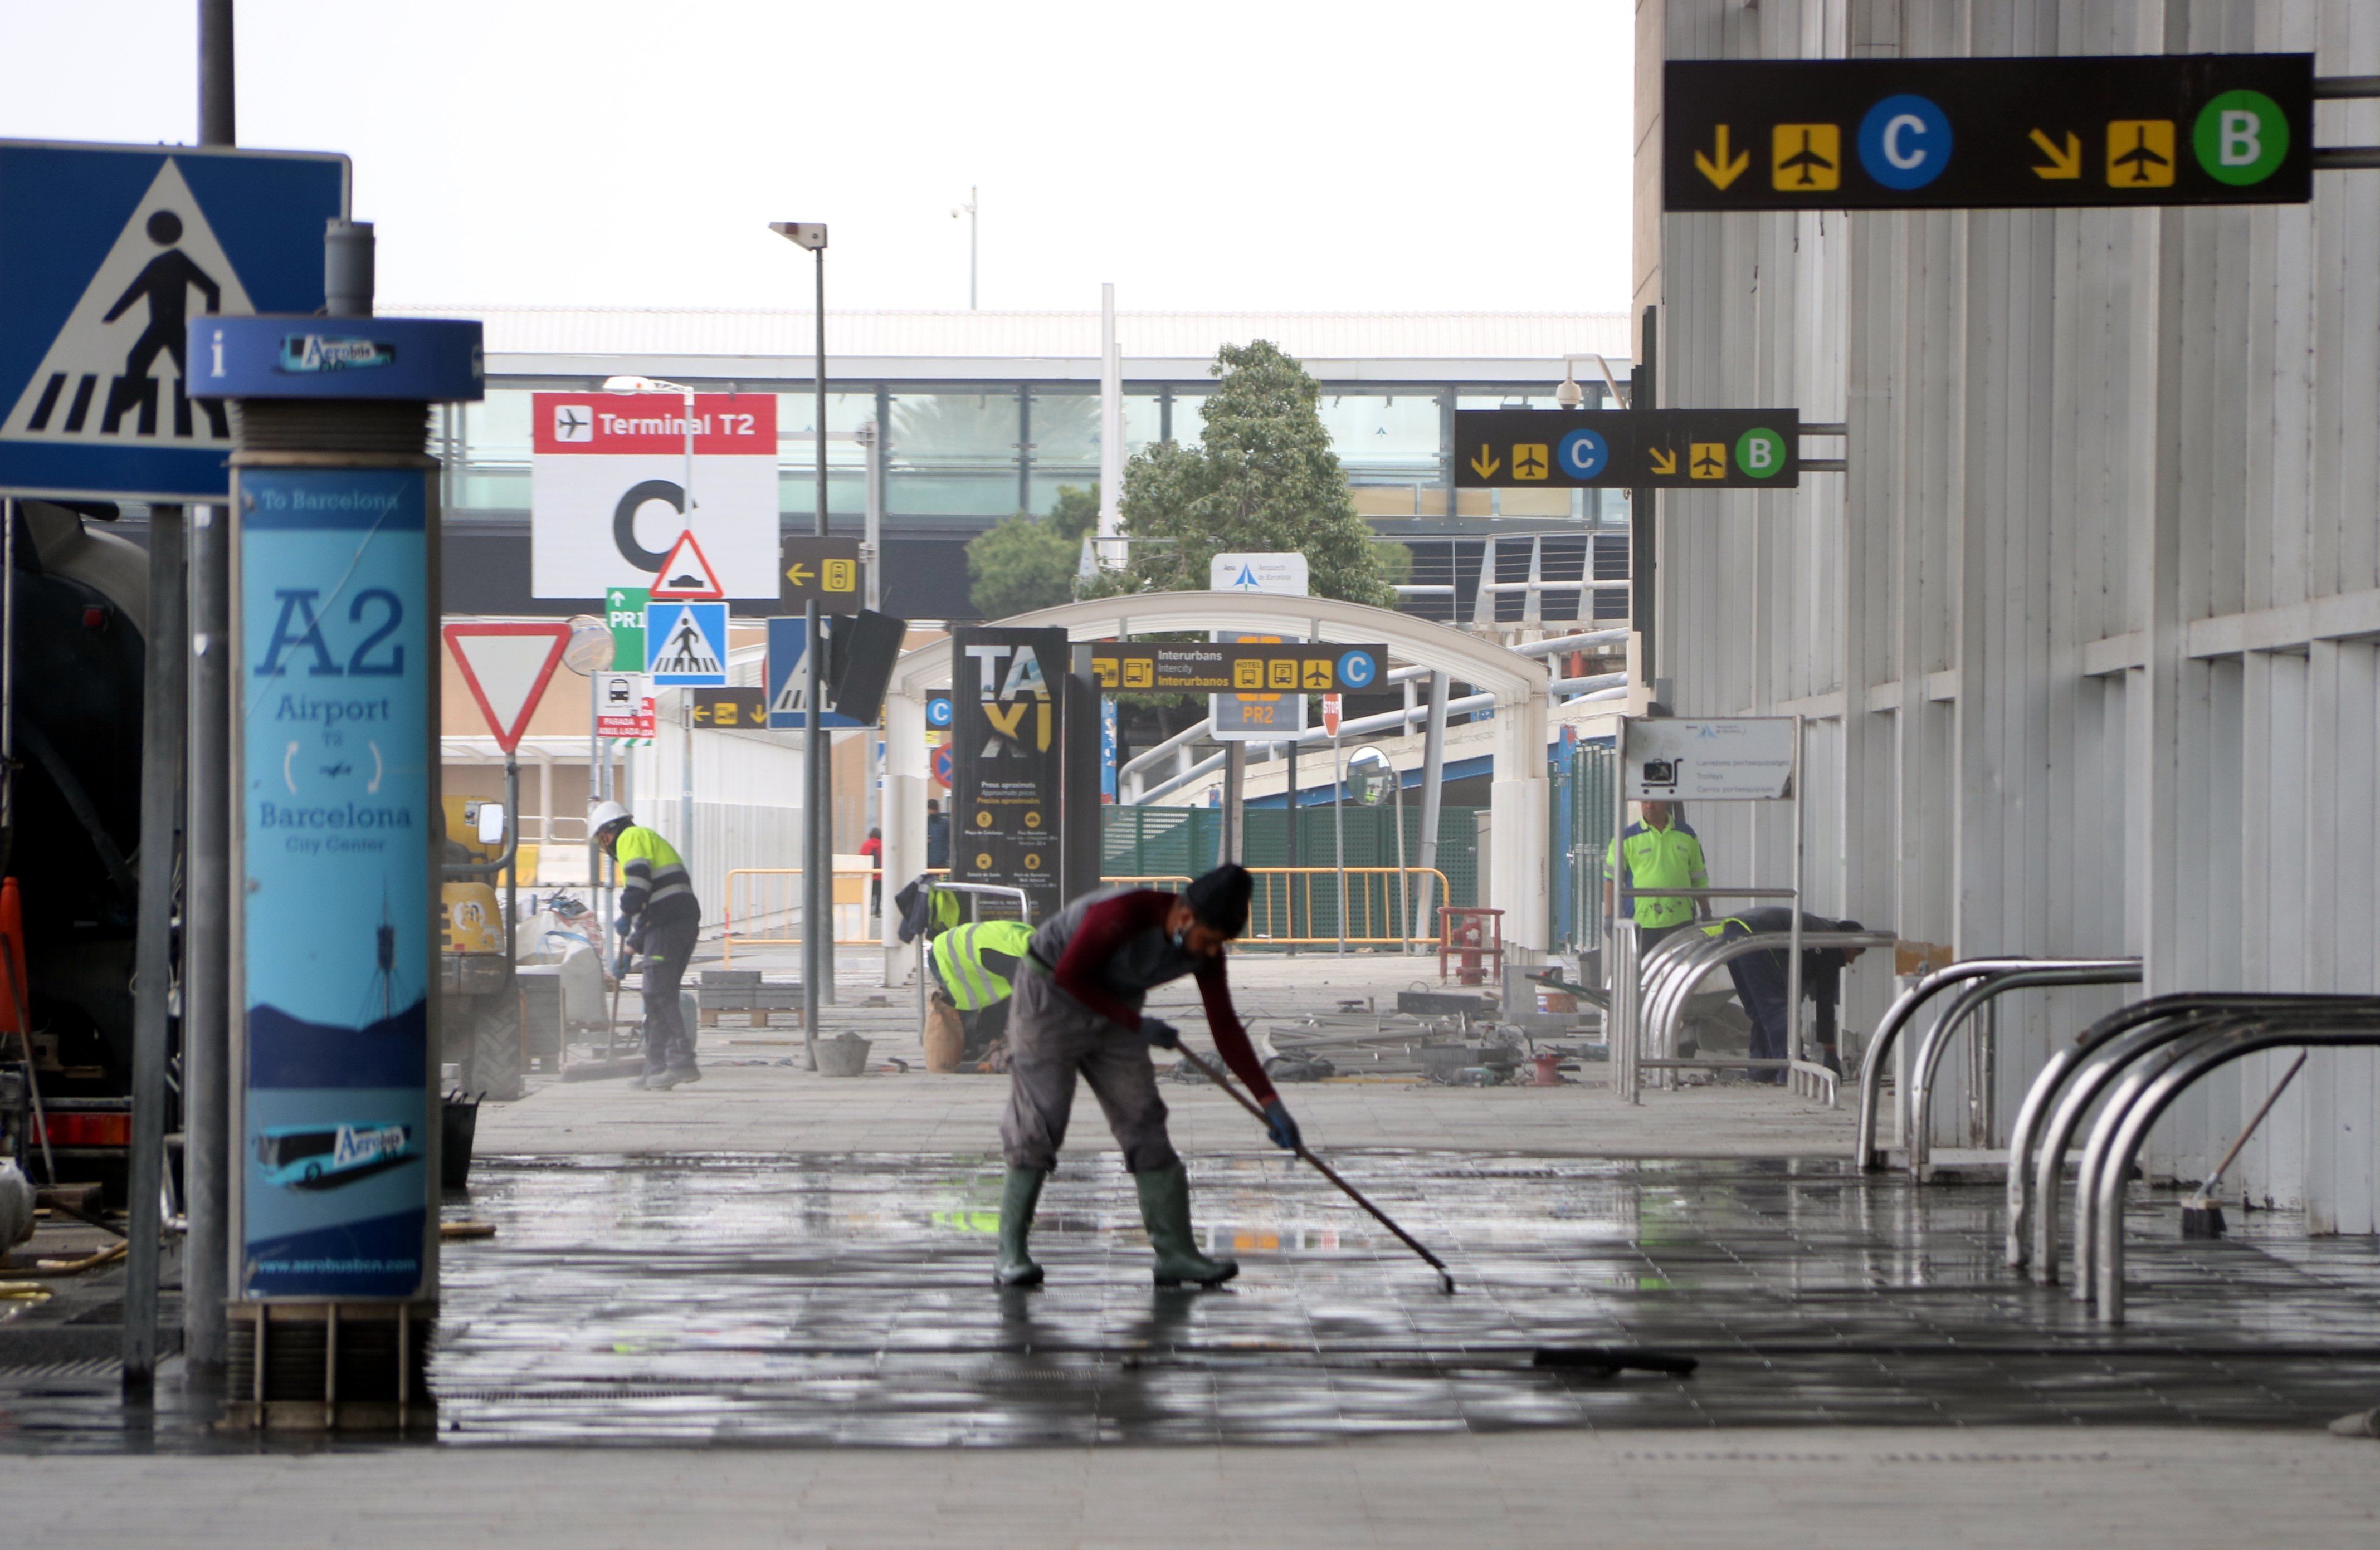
[1664,53,2314,211]
[1085,641,1387,695]
[1454,409,1801,490]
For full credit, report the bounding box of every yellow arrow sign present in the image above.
[784,562,813,588]
[1647,448,1678,477]
[1695,125,1750,190]
[1467,446,1501,480]
[2028,128,2082,179]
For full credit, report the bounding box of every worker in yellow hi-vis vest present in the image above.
[1604,800,1709,952]
[591,801,702,1091]
[929,918,1036,1064]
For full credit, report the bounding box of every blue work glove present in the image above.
[1262,1098,1301,1153]
[612,948,633,981]
[1141,1016,1181,1050]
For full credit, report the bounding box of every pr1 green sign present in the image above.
[606,585,647,671]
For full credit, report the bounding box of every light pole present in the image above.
[770,221,832,1059]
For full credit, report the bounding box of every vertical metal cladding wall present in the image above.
[1650,0,2380,1224]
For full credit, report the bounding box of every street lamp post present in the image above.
[772,221,832,1062]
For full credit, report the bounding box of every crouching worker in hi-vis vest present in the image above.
[930,917,1035,1064]
[590,802,703,1091]
[996,863,1298,1289]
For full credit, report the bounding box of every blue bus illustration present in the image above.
[254,1122,416,1188]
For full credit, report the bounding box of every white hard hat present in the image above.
[588,801,631,835]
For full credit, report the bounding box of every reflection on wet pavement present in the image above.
[9,1153,2380,1449]
[423,1154,2380,1443]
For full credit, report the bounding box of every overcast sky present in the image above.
[0,1,1634,315]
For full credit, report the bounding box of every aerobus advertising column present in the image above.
[191,315,481,1429]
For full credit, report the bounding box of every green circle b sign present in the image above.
[2194,90,2289,186]
[1735,426,1787,480]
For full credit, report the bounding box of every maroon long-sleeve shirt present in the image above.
[1027,887,1277,1105]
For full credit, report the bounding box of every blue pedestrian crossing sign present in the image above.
[765,615,861,728]
[647,599,729,687]
[0,140,348,502]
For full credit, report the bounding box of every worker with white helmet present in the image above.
[589,801,703,1090]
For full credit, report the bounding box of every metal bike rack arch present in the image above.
[2081,1010,2380,1324]
[2066,999,2380,1303]
[2052,998,2353,1293]
[2007,993,2322,1280]
[1901,960,2139,1179]
[1637,930,1896,1103]
[1854,959,2064,1170]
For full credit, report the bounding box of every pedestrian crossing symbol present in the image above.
[0,140,347,501]
[4,160,253,451]
[646,599,728,686]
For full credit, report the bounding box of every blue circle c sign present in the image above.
[926,694,954,728]
[1858,94,1952,189]
[1337,650,1379,689]
[1557,426,1610,481]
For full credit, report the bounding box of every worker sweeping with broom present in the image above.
[995,863,1296,1289]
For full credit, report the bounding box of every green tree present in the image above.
[965,483,1099,619]
[1108,340,1399,607]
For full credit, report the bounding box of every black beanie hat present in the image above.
[1835,918,1864,933]
[1184,863,1253,936]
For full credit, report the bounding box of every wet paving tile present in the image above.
[7,1153,2380,1450]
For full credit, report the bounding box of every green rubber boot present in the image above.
[994,1166,1047,1288]
[1134,1161,1239,1288]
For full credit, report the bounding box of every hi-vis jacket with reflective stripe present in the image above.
[930,920,1035,1011]
[615,825,699,927]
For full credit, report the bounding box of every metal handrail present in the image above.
[1902,961,2140,1177]
[2082,1011,2380,1323]
[1104,868,1454,949]
[722,866,889,962]
[1855,959,2056,1170]
[2006,993,2309,1273]
[1638,930,1897,1102]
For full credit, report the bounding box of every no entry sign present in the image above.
[531,391,778,600]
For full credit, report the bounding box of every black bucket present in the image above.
[441,1092,482,1192]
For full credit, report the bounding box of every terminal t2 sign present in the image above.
[531,392,779,600]
[1665,54,2313,211]
[1455,409,1799,490]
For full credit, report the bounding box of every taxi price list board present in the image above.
[1087,642,1387,695]
[1664,54,2313,212]
[1454,409,1799,490]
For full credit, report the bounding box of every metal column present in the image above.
[123,506,186,1391]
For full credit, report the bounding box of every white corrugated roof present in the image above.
[381,305,1630,364]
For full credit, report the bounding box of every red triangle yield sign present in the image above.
[648,530,726,599]
[444,622,574,754]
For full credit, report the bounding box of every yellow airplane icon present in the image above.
[1513,443,1549,481]
[1690,442,1727,480]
